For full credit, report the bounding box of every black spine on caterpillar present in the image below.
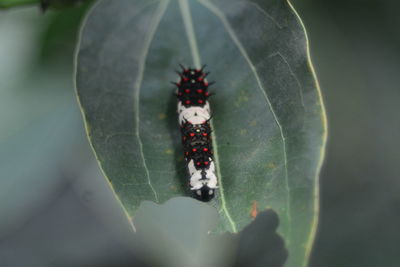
[173,65,218,202]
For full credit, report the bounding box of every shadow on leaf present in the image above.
[230,209,288,267]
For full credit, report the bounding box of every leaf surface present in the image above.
[75,0,327,266]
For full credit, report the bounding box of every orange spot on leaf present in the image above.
[251,200,258,219]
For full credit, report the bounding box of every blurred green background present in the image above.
[0,0,399,266]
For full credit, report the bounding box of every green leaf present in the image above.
[0,0,88,10]
[0,0,37,9]
[75,0,327,266]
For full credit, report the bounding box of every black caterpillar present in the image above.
[173,65,218,202]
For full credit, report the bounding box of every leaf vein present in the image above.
[269,51,305,109]
[133,0,170,203]
[248,1,283,29]
[198,0,291,236]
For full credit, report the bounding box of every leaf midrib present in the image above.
[178,0,238,233]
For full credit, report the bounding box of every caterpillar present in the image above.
[173,64,218,202]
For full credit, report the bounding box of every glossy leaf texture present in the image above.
[75,0,327,266]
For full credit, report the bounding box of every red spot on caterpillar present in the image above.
[251,201,258,219]
[185,89,190,93]
[190,133,195,137]
[197,89,203,94]
[204,161,209,165]
[203,148,208,152]
[198,77,203,81]
[202,133,208,136]
[185,100,191,105]
[198,99,203,104]
[192,148,197,152]
[196,162,201,166]
[183,77,189,81]
[205,92,209,96]
[204,82,209,86]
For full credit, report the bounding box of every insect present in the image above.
[173,64,218,201]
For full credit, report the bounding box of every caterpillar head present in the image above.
[193,185,215,202]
